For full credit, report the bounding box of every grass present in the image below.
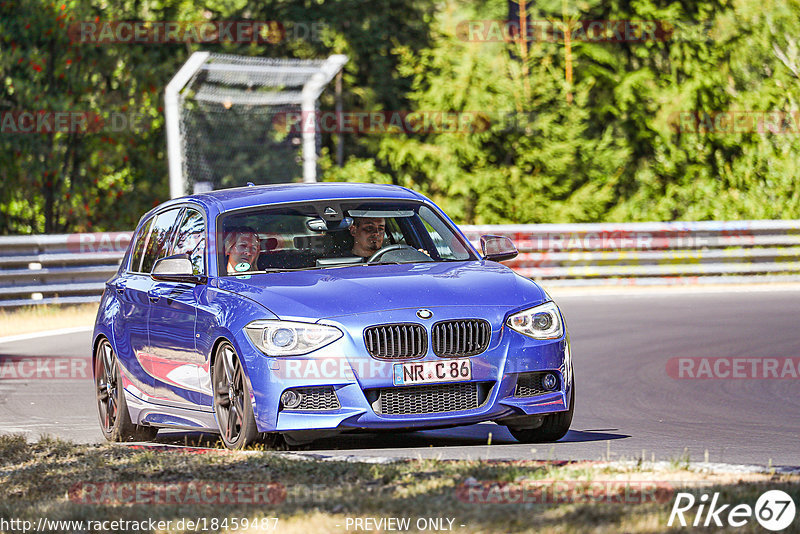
[1,435,798,533]
[0,304,98,338]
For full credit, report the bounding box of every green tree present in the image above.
[339,0,800,223]
[0,0,187,233]
[1,0,438,234]
[364,1,630,223]
[3,0,800,233]
[607,0,800,220]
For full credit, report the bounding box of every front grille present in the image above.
[369,382,491,415]
[364,323,427,359]
[282,386,340,411]
[515,372,559,397]
[431,319,491,357]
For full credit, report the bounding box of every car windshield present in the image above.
[218,201,475,275]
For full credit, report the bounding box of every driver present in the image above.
[350,217,386,258]
[224,227,260,273]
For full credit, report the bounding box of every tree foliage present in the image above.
[1,0,799,233]
[0,0,436,233]
[329,0,800,223]
[0,0,193,233]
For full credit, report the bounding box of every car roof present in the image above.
[180,182,427,213]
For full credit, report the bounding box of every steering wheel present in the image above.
[366,244,428,264]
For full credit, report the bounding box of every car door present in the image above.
[126,207,183,399]
[111,216,155,398]
[147,207,207,407]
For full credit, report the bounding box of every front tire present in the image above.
[507,381,575,443]
[212,342,259,449]
[94,339,158,442]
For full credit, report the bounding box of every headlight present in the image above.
[506,301,563,339]
[244,320,342,356]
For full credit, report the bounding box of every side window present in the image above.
[385,218,406,245]
[140,208,183,273]
[129,217,154,272]
[171,209,206,275]
[418,206,471,260]
[421,218,449,257]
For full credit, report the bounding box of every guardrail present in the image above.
[0,232,132,308]
[461,220,800,286]
[2,220,800,307]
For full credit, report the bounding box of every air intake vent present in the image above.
[364,323,427,360]
[515,372,559,397]
[281,387,340,411]
[369,382,491,415]
[431,319,491,357]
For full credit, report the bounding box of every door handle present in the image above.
[115,282,126,294]
[147,290,160,303]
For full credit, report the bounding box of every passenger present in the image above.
[224,227,260,274]
[349,217,386,258]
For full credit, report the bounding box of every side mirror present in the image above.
[151,255,205,284]
[480,235,518,262]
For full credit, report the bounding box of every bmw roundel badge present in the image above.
[416,309,433,319]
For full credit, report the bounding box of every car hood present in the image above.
[214,261,546,320]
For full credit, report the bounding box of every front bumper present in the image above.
[239,305,573,433]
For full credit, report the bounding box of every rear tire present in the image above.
[212,342,259,449]
[94,339,158,442]
[507,381,574,443]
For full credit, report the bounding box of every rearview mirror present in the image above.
[480,235,518,262]
[306,216,354,232]
[151,255,205,283]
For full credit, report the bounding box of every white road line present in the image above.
[0,326,93,345]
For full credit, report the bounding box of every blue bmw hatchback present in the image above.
[93,183,574,449]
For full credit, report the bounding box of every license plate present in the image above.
[393,358,472,386]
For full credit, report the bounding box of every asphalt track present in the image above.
[1,289,799,466]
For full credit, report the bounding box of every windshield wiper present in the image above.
[261,266,332,273]
[230,267,320,274]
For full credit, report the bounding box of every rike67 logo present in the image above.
[669,490,796,531]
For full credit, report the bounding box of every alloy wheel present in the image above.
[95,340,119,434]
[214,344,248,444]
